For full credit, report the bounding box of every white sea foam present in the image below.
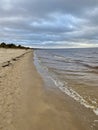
[51,77,98,116]
[93,108,98,115]
[94,120,98,122]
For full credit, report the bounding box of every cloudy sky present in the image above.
[0,0,98,48]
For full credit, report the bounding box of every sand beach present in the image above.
[0,48,96,130]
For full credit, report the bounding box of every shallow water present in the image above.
[34,48,98,130]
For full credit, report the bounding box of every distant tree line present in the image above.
[0,42,30,49]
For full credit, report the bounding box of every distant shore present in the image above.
[0,48,85,130]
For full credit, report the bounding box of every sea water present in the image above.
[34,48,98,129]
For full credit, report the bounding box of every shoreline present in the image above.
[0,49,88,130]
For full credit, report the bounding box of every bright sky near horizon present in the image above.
[0,0,98,48]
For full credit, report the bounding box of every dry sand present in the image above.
[0,49,84,130]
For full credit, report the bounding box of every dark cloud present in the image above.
[0,0,98,48]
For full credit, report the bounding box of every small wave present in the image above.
[54,55,98,70]
[54,55,75,63]
[92,66,98,69]
[75,61,98,70]
[54,55,70,62]
[50,77,98,116]
[82,63,98,69]
[54,55,66,59]
[54,55,87,65]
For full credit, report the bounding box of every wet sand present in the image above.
[0,49,93,130]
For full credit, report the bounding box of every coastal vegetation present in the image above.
[0,42,30,49]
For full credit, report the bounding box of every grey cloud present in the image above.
[0,0,98,47]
